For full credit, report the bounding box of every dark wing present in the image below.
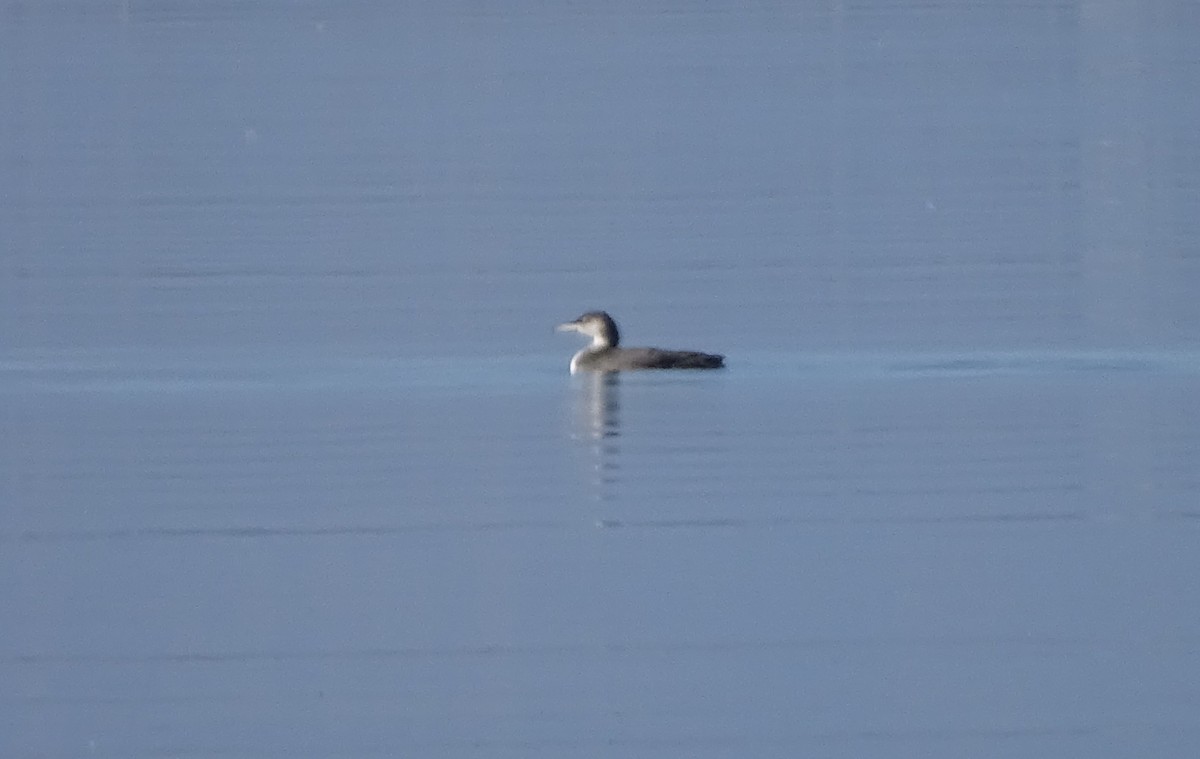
[628,348,725,369]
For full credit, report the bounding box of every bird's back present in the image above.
[575,346,724,371]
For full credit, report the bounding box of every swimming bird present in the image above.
[556,311,725,373]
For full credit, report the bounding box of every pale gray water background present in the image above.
[3,1,1200,757]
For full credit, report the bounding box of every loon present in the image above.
[556,311,725,373]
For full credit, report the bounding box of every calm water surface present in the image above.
[3,1,1200,757]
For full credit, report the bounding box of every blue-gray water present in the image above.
[3,2,1199,757]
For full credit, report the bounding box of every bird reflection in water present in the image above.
[567,371,622,501]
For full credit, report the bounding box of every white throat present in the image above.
[569,343,606,374]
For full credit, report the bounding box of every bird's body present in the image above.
[556,311,725,373]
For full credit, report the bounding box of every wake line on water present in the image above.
[3,349,1200,394]
[4,509,1121,545]
[1,632,1091,666]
